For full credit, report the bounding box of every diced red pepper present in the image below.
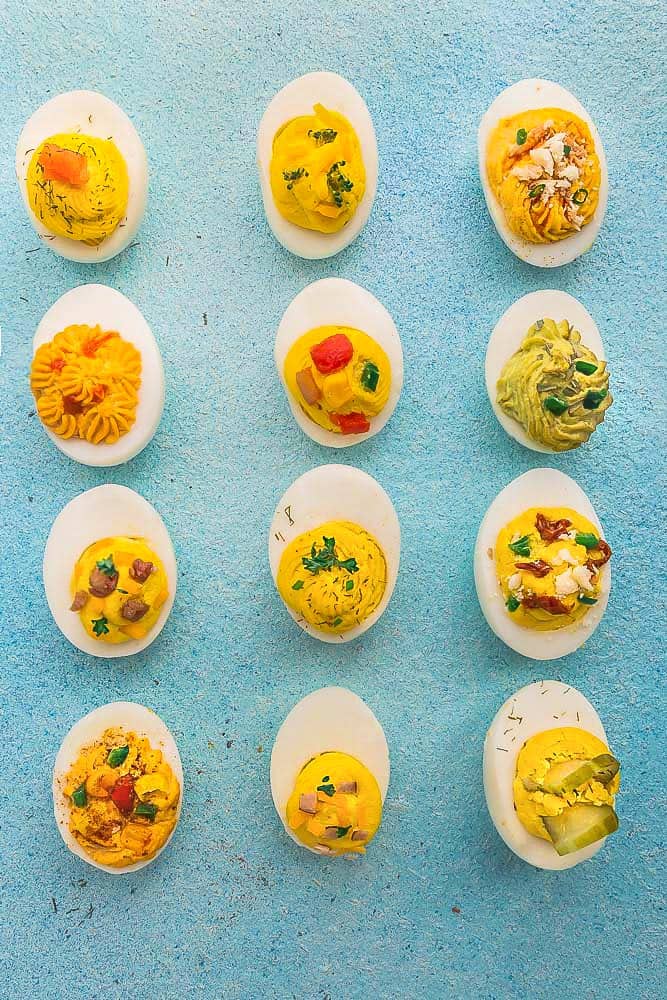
[110,774,135,815]
[330,411,371,435]
[38,144,89,187]
[310,333,354,375]
[50,357,66,373]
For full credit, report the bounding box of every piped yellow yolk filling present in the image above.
[496,507,610,631]
[284,325,391,434]
[30,324,141,445]
[514,728,619,842]
[26,132,129,245]
[486,108,600,243]
[276,520,387,634]
[71,537,168,644]
[64,727,180,867]
[286,752,382,855]
[270,104,365,232]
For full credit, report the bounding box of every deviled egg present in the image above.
[275,278,403,446]
[44,485,177,657]
[478,79,608,266]
[30,284,164,467]
[486,290,611,452]
[271,686,389,857]
[269,464,400,642]
[484,681,620,869]
[16,90,147,262]
[474,468,611,659]
[257,72,377,258]
[53,701,182,873]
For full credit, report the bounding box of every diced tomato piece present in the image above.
[330,411,371,435]
[110,774,135,814]
[310,333,354,375]
[38,144,89,187]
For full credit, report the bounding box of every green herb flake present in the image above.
[92,616,110,637]
[107,745,130,767]
[528,184,546,200]
[302,537,359,576]
[96,554,116,577]
[508,535,531,558]
[336,826,351,838]
[326,161,353,208]
[535,319,544,331]
[563,144,571,156]
[361,360,380,392]
[135,802,158,821]
[345,579,354,592]
[506,595,521,613]
[575,360,598,375]
[332,617,343,628]
[308,128,337,145]
[516,128,528,145]
[292,580,304,591]
[317,782,336,797]
[574,532,599,549]
[282,167,307,191]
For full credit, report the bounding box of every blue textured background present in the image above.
[1,2,665,998]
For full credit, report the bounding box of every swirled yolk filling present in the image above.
[70,537,168,644]
[63,726,180,867]
[277,521,387,633]
[26,132,129,245]
[270,104,365,232]
[496,507,611,630]
[30,324,141,445]
[284,326,391,435]
[486,109,600,243]
[286,752,382,856]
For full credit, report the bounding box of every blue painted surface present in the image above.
[0,2,665,998]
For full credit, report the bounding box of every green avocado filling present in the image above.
[496,318,612,451]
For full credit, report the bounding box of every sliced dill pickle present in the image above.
[543,804,618,856]
[542,753,620,794]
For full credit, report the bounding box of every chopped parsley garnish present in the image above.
[563,144,571,156]
[292,580,304,590]
[508,535,531,558]
[308,128,337,145]
[516,128,527,145]
[574,532,599,549]
[326,161,353,207]
[333,617,343,627]
[317,782,336,797]
[335,826,351,838]
[302,536,359,575]
[283,167,307,191]
[361,360,380,392]
[92,616,110,637]
[345,579,354,592]
[117,588,128,595]
[96,554,116,576]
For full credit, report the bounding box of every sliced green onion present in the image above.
[572,188,589,205]
[516,128,527,145]
[506,595,520,613]
[575,360,598,375]
[292,580,304,590]
[135,802,158,821]
[563,144,571,156]
[544,396,568,416]
[107,745,130,768]
[575,532,599,549]
[71,782,87,808]
[583,388,608,410]
[578,595,598,606]
[361,361,380,392]
[528,184,545,199]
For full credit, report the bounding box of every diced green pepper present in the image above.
[583,389,607,409]
[135,802,158,821]
[575,532,599,549]
[506,595,520,613]
[361,361,380,392]
[71,782,87,808]
[544,396,568,415]
[575,360,598,375]
[107,745,130,768]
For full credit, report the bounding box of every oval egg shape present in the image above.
[53,701,183,873]
[32,284,164,467]
[268,464,400,643]
[270,686,390,856]
[484,681,612,870]
[257,72,377,259]
[485,289,606,453]
[275,278,403,447]
[16,90,148,262]
[474,468,611,659]
[44,484,177,657]
[478,78,608,266]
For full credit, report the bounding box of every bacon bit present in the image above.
[298,792,317,815]
[351,829,368,841]
[515,559,552,578]
[337,781,358,794]
[295,367,322,405]
[50,357,66,373]
[82,332,114,358]
[523,593,571,616]
[38,143,89,187]
[129,558,154,583]
[63,395,83,415]
[70,590,89,612]
[587,539,612,570]
[535,512,572,542]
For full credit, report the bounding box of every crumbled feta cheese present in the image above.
[530,147,554,176]
[556,162,580,183]
[545,136,565,162]
[508,573,522,591]
[572,564,594,591]
[553,548,577,567]
[511,162,543,182]
[555,569,579,596]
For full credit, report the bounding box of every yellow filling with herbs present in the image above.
[270,104,365,232]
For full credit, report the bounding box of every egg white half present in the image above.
[53,701,183,874]
[485,289,605,453]
[257,72,377,259]
[478,78,608,267]
[274,278,403,447]
[32,284,164,467]
[43,485,177,658]
[16,90,148,263]
[270,686,390,855]
[268,464,400,643]
[474,468,610,660]
[484,680,611,870]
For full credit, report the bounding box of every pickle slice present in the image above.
[543,803,619,856]
[542,753,620,794]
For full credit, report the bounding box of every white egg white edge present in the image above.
[43,484,177,658]
[270,686,390,856]
[268,464,401,643]
[477,78,609,267]
[474,468,611,660]
[15,90,148,263]
[32,284,164,467]
[257,71,378,260]
[274,277,403,448]
[485,289,605,453]
[53,701,183,874]
[483,680,614,870]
